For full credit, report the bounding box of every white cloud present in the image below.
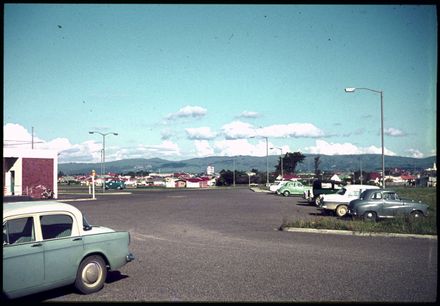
[58,140,103,163]
[165,105,207,120]
[257,123,325,138]
[385,127,406,137]
[221,121,257,139]
[185,127,216,140]
[213,139,291,157]
[406,149,424,158]
[160,128,174,140]
[221,121,325,140]
[193,140,214,157]
[4,123,41,146]
[238,111,260,118]
[305,139,396,156]
[109,141,181,161]
[3,123,182,163]
[129,141,181,157]
[214,139,257,156]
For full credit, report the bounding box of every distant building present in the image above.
[3,148,58,199]
[186,177,211,188]
[206,165,215,176]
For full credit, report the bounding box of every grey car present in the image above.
[348,189,429,222]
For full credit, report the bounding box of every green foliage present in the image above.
[314,156,321,177]
[275,152,306,175]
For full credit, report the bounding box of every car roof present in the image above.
[361,188,396,195]
[3,201,82,219]
[345,184,380,189]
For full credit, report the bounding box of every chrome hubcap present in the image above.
[82,262,102,286]
[338,206,347,216]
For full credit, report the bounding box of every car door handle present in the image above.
[72,237,82,241]
[31,243,43,247]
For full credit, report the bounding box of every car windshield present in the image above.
[359,190,368,200]
[336,188,346,195]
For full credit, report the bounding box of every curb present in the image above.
[281,227,437,240]
[61,198,97,202]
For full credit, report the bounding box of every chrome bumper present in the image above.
[126,253,135,262]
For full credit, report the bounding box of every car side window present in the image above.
[3,217,35,245]
[40,214,73,240]
[372,192,382,200]
[384,192,398,200]
[347,190,358,197]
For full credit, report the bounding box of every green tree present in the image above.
[275,152,306,175]
[314,156,321,178]
[217,169,234,186]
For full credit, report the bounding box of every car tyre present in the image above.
[336,205,348,217]
[363,211,377,222]
[75,255,107,295]
[283,191,290,197]
[409,210,423,222]
[314,197,321,206]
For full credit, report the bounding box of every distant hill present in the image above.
[58,154,436,175]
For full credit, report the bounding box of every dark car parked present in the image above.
[309,179,344,206]
[105,180,126,190]
[348,189,429,222]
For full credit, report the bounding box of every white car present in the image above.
[269,180,288,193]
[317,184,380,217]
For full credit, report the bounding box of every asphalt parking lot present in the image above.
[14,187,438,302]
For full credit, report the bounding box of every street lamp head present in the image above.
[345,88,356,93]
[113,133,119,136]
[89,131,94,134]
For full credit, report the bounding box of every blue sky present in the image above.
[4,4,437,163]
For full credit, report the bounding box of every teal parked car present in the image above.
[3,201,134,299]
[105,180,126,190]
[276,181,312,197]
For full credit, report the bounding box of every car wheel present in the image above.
[336,205,348,217]
[409,210,423,222]
[363,211,377,222]
[314,197,321,206]
[283,191,290,197]
[75,255,107,294]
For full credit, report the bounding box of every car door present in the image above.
[295,182,304,195]
[381,192,405,217]
[369,191,385,216]
[283,182,292,193]
[3,216,45,297]
[39,213,84,284]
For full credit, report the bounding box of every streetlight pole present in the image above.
[345,87,385,188]
[265,137,269,186]
[271,147,283,180]
[89,131,118,192]
[233,158,236,187]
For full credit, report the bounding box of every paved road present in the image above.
[17,188,437,302]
